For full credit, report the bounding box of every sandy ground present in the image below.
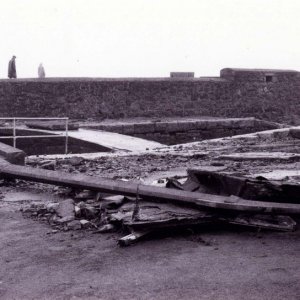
[0,179,299,300]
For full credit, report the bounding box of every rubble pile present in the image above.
[27,154,199,180]
[22,190,101,231]
[13,127,300,246]
[21,172,299,246]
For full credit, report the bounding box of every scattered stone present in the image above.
[80,219,91,229]
[55,199,75,219]
[46,202,59,213]
[40,161,56,170]
[96,224,116,233]
[66,220,81,230]
[68,157,84,166]
[99,195,126,209]
[75,190,95,201]
[47,230,59,234]
[38,160,53,166]
[77,202,98,219]
[74,205,81,216]
[56,215,75,224]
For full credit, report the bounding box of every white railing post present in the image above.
[0,117,70,154]
[65,118,69,154]
[13,118,16,148]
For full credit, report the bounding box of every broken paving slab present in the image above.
[109,201,215,231]
[217,152,300,162]
[250,170,300,182]
[172,168,300,203]
[221,214,297,232]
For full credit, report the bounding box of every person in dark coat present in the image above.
[38,63,45,78]
[8,56,17,79]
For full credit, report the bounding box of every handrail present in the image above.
[0,117,69,154]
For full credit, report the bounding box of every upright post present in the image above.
[13,118,16,148]
[65,118,69,154]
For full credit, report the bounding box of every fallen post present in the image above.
[1,162,300,214]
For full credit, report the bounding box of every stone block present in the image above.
[155,122,168,133]
[194,121,208,129]
[122,124,135,135]
[289,128,300,139]
[0,142,25,165]
[167,122,180,133]
[133,123,155,134]
[231,118,255,128]
[176,121,194,132]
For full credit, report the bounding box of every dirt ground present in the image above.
[0,191,299,300]
[1,129,300,299]
[0,178,300,300]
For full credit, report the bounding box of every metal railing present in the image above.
[0,117,69,154]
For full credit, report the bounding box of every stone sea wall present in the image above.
[0,68,299,123]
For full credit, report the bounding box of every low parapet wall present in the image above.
[0,68,299,123]
[84,118,280,145]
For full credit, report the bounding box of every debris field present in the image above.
[3,125,300,246]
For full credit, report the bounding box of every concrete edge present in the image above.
[0,142,25,165]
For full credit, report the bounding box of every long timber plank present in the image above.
[1,163,300,214]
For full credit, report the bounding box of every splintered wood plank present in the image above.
[1,163,300,214]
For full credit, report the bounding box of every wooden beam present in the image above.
[1,163,300,214]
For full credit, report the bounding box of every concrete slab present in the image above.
[250,170,300,181]
[0,142,25,165]
[218,152,300,161]
[59,129,164,152]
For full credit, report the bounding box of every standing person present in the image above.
[38,63,45,78]
[8,55,17,79]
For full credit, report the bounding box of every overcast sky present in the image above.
[1,0,300,78]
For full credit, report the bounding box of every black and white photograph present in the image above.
[0,0,299,299]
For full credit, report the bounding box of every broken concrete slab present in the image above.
[0,142,25,165]
[75,190,95,200]
[222,214,297,231]
[65,129,164,152]
[40,161,56,170]
[99,195,128,209]
[218,152,300,162]
[251,170,300,181]
[109,201,214,230]
[175,168,300,203]
[95,223,117,233]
